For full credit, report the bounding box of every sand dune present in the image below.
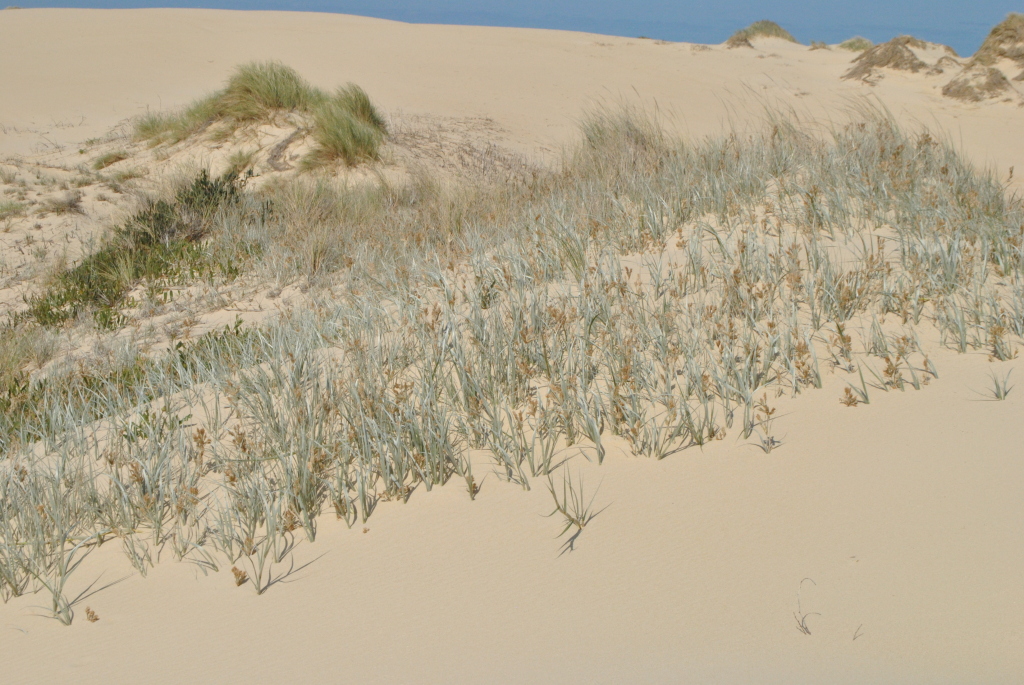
[2,8,1023,179]
[1,9,1022,684]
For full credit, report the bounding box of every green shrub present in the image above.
[26,170,242,328]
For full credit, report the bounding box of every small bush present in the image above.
[26,170,242,328]
[727,20,797,48]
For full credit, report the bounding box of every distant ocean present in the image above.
[8,0,1019,57]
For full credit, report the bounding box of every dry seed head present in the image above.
[231,566,248,586]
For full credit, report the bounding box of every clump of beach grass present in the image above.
[301,85,387,169]
[39,191,83,216]
[134,61,387,169]
[727,20,798,48]
[0,200,25,221]
[92,150,129,170]
[941,14,1024,101]
[839,37,873,52]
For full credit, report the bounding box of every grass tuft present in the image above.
[727,20,798,48]
[0,200,26,221]
[40,191,83,215]
[134,62,387,170]
[92,150,129,170]
[302,85,387,169]
[839,36,873,52]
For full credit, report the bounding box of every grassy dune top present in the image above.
[136,61,387,168]
[838,36,873,52]
[726,20,797,48]
[973,12,1024,67]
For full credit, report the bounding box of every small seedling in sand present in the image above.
[794,578,819,635]
[545,470,605,554]
[984,369,1014,400]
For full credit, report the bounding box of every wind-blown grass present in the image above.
[135,62,387,167]
[301,85,387,169]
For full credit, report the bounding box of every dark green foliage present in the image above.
[25,170,243,329]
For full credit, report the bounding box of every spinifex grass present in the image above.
[1,105,1022,611]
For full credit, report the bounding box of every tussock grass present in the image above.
[135,62,386,168]
[942,14,1024,101]
[3,107,1023,618]
[302,86,387,169]
[92,150,128,170]
[0,200,25,221]
[839,37,873,52]
[727,20,798,48]
[39,191,83,215]
[942,65,1013,101]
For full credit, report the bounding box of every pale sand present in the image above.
[1,9,1022,683]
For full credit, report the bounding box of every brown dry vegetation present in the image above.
[843,36,930,81]
[943,65,1014,102]
[942,14,1024,101]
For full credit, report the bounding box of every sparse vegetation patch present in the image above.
[843,36,929,80]
[24,170,244,329]
[92,150,129,170]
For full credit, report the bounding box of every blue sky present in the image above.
[11,1,1020,56]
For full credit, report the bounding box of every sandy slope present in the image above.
[1,9,1023,684]
[1,8,1023,182]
